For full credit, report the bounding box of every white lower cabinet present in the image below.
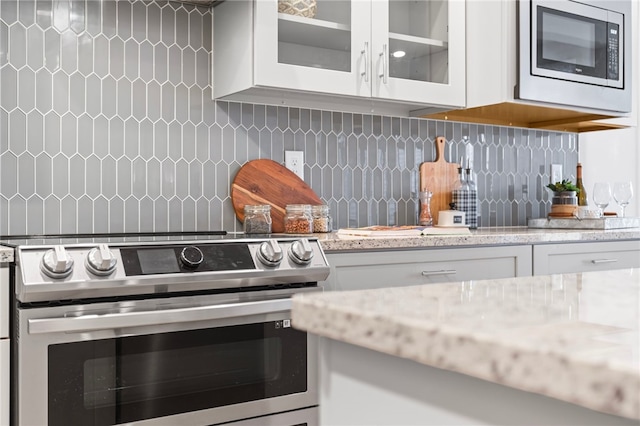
[0,263,8,426]
[0,339,8,426]
[533,240,640,276]
[0,264,7,339]
[322,245,532,291]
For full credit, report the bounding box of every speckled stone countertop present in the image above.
[292,269,640,420]
[315,226,640,252]
[0,245,13,262]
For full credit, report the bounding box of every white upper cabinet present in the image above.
[213,0,465,114]
[253,1,371,98]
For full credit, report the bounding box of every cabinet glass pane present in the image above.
[388,0,449,84]
[277,0,352,72]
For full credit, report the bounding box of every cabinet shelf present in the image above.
[388,32,448,58]
[278,13,351,51]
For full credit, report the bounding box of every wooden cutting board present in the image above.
[419,137,460,225]
[231,159,322,232]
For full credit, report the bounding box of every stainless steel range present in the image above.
[4,233,329,426]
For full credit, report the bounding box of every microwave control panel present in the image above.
[607,22,619,81]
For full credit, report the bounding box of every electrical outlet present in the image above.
[285,151,304,180]
[551,164,563,184]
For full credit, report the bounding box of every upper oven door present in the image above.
[530,0,623,88]
[15,289,318,426]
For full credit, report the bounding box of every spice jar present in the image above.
[284,204,313,234]
[243,204,272,234]
[311,204,332,233]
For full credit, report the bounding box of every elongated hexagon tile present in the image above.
[26,111,44,154]
[69,154,86,199]
[60,30,78,75]
[8,109,26,155]
[17,153,36,198]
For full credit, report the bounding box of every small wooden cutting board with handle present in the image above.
[419,136,460,225]
[231,159,322,232]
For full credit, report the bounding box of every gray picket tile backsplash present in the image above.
[0,0,578,235]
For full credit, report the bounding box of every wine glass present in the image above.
[592,182,611,215]
[612,181,634,217]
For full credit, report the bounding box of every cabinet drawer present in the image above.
[533,241,640,275]
[323,245,532,291]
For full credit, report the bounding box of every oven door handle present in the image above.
[28,298,292,335]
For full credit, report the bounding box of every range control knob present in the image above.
[180,246,204,269]
[288,239,314,265]
[40,245,74,279]
[257,239,284,267]
[85,244,117,276]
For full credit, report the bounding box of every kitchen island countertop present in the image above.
[292,268,640,421]
[314,226,640,252]
[0,246,13,262]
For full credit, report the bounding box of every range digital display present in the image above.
[137,248,180,274]
[120,243,256,276]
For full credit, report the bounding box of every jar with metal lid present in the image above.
[284,204,313,234]
[311,204,332,233]
[243,204,272,234]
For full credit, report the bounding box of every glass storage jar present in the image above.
[311,204,332,233]
[243,205,272,234]
[284,204,313,234]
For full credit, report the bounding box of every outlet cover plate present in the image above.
[551,164,563,184]
[285,151,304,180]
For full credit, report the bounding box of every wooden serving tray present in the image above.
[231,159,322,233]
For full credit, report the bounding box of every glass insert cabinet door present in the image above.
[371,0,465,106]
[254,0,465,107]
[255,0,370,97]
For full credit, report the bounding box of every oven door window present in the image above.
[48,321,307,425]
[535,6,607,79]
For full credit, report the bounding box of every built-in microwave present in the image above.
[517,0,632,113]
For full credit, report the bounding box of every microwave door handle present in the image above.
[28,298,292,335]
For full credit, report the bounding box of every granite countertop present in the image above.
[292,268,640,420]
[315,226,640,252]
[0,245,13,262]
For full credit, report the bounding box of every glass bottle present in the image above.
[453,157,465,190]
[311,204,333,233]
[284,204,313,234]
[418,191,433,226]
[576,163,587,206]
[465,165,479,229]
[450,157,465,224]
[243,205,272,234]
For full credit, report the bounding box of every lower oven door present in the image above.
[15,289,318,426]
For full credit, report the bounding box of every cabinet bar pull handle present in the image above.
[361,42,369,82]
[379,43,388,84]
[591,259,618,264]
[421,270,457,276]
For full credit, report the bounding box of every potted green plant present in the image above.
[547,179,580,194]
[546,179,580,217]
